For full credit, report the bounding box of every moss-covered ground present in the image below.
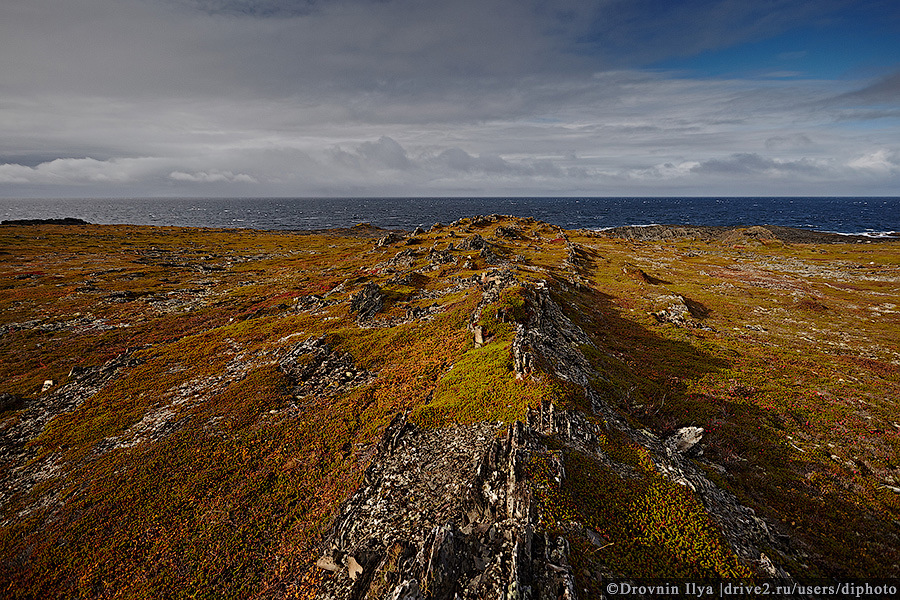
[0,218,897,597]
[560,229,900,580]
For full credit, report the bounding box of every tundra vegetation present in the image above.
[0,217,897,598]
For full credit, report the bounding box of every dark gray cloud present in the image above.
[0,0,898,196]
[831,70,900,106]
[690,153,826,176]
[432,148,514,174]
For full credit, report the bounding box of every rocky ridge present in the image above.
[311,268,797,599]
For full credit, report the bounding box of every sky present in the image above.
[1,0,899,197]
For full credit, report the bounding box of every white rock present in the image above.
[348,555,364,580]
[315,556,340,572]
[668,426,704,453]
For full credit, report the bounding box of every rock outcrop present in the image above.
[279,336,371,399]
[316,269,798,598]
[650,294,714,330]
[314,416,577,600]
[351,283,385,321]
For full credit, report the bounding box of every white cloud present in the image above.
[846,149,900,173]
[0,157,166,185]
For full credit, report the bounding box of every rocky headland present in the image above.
[0,217,898,598]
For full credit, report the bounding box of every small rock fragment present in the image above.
[315,556,340,572]
[473,325,484,348]
[347,555,364,580]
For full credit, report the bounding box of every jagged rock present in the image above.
[428,247,455,266]
[651,294,713,330]
[279,336,370,398]
[511,327,532,379]
[387,579,422,600]
[505,278,797,578]
[479,246,503,265]
[314,415,577,600]
[376,233,404,247]
[458,234,486,251]
[351,283,384,321]
[494,226,524,240]
[308,257,804,597]
[405,303,442,322]
[378,248,419,271]
[420,524,459,600]
[510,283,599,390]
[41,380,55,393]
[296,294,338,312]
[412,226,425,235]
[667,426,704,454]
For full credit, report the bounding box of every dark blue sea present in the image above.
[1,197,898,236]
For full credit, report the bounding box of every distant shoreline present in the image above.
[590,223,899,244]
[3,216,898,244]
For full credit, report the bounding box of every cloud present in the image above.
[356,137,412,170]
[179,0,321,17]
[764,133,814,150]
[846,149,900,172]
[169,170,258,183]
[690,153,828,176]
[832,71,900,106]
[0,157,166,185]
[431,148,514,174]
[0,0,898,196]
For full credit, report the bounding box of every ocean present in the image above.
[1,197,898,236]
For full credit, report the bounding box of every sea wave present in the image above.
[826,230,899,238]
[592,223,662,231]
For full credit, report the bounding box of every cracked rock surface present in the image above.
[315,416,577,600]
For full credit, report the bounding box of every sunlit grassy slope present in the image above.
[0,218,897,597]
